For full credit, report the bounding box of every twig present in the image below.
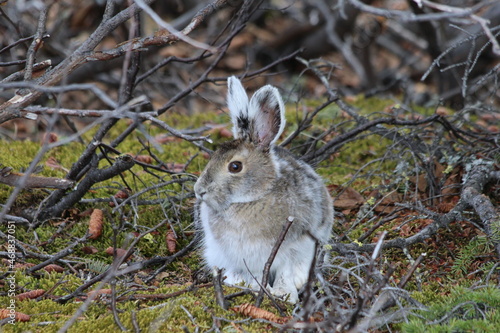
[23,4,49,83]
[131,310,140,333]
[1,60,52,83]
[255,216,294,307]
[110,280,127,331]
[213,267,228,310]
[37,154,136,221]
[0,167,74,190]
[134,0,219,52]
[298,239,319,323]
[348,0,494,22]
[125,283,213,301]
[26,234,89,274]
[420,0,500,55]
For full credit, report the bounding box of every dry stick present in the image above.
[0,112,58,223]
[461,173,500,256]
[302,114,441,165]
[348,0,492,22]
[297,239,319,324]
[243,259,285,316]
[357,212,401,242]
[26,234,89,274]
[20,106,157,118]
[0,35,37,55]
[22,4,49,84]
[116,44,301,155]
[117,2,141,106]
[134,0,218,52]
[131,311,140,333]
[110,280,127,332]
[255,216,294,308]
[398,254,425,289]
[37,154,136,221]
[213,268,229,310]
[420,0,500,55]
[345,235,396,333]
[1,59,52,83]
[374,253,426,313]
[125,283,213,301]
[0,171,74,190]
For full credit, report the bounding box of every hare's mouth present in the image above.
[195,191,206,201]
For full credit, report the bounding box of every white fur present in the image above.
[227,76,249,139]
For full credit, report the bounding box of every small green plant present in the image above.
[401,286,500,333]
[451,236,494,276]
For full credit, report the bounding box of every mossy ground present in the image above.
[1,96,498,332]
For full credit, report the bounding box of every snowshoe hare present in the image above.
[194,77,333,303]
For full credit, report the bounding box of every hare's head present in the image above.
[194,77,286,210]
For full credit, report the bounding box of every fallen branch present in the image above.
[0,166,74,190]
[36,154,135,222]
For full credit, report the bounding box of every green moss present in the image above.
[401,286,500,333]
[1,280,288,333]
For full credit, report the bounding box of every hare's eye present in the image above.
[228,161,243,173]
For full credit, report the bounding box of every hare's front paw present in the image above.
[223,271,244,285]
[270,285,299,304]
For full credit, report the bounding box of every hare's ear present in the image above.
[227,76,250,140]
[248,85,286,148]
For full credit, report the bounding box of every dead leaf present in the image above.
[41,132,58,144]
[409,174,427,192]
[109,188,131,207]
[221,53,247,70]
[115,188,130,200]
[330,185,365,209]
[365,189,403,214]
[228,31,255,49]
[437,202,455,213]
[104,247,130,260]
[435,107,451,116]
[82,246,99,254]
[441,168,462,199]
[134,155,153,164]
